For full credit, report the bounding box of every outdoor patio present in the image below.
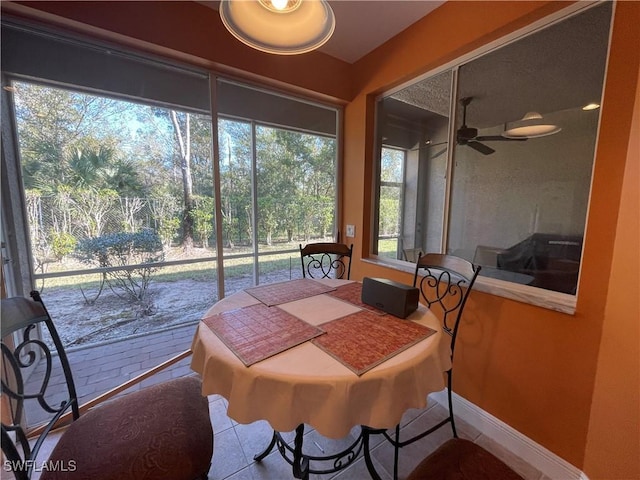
[25,321,198,426]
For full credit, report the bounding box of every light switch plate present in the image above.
[346,224,355,237]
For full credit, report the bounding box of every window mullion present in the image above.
[210,76,226,299]
[250,121,259,285]
[441,67,459,255]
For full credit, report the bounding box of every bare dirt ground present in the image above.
[43,280,213,348]
[43,269,292,349]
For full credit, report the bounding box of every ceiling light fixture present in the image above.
[502,111,561,139]
[219,0,335,55]
[582,103,600,111]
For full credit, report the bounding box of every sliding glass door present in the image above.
[216,80,338,296]
[1,20,340,419]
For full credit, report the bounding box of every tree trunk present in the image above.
[171,110,194,253]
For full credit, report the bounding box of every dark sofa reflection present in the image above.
[496,233,583,294]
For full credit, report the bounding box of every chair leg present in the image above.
[393,424,400,480]
[447,369,458,438]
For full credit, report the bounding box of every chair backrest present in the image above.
[299,242,353,280]
[413,254,481,360]
[1,291,79,480]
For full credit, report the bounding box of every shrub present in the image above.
[50,231,77,260]
[76,229,164,309]
[158,217,180,249]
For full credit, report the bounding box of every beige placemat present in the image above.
[203,303,324,366]
[245,279,336,306]
[313,310,436,375]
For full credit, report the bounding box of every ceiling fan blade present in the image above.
[476,135,528,142]
[410,141,448,151]
[467,141,495,155]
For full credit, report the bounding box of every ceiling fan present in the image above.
[456,97,526,155]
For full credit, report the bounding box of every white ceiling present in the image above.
[320,1,444,63]
[391,2,611,129]
[200,0,445,63]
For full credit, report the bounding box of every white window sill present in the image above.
[362,257,577,315]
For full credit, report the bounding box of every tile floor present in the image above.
[31,395,545,480]
[205,394,546,480]
[23,323,546,480]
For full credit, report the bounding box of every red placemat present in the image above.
[203,303,324,366]
[327,282,386,315]
[245,279,336,306]
[312,310,436,375]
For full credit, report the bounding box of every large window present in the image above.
[373,2,611,301]
[10,81,217,346]
[1,21,339,412]
[215,79,338,296]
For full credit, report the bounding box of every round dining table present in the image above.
[190,278,452,479]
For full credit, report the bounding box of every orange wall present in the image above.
[583,60,640,479]
[344,0,640,471]
[3,0,639,474]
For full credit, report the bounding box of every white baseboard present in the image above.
[430,390,589,480]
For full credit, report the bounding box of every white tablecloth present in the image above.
[190,279,451,439]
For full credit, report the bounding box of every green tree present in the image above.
[148,194,180,249]
[261,128,336,242]
[193,196,215,248]
[170,110,195,252]
[219,120,252,247]
[67,143,144,196]
[14,83,133,193]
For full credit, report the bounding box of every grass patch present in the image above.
[39,245,302,290]
[377,238,400,259]
[38,239,402,292]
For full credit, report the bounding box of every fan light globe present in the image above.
[219,0,335,55]
[502,111,561,139]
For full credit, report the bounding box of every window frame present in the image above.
[1,21,343,303]
[369,1,613,315]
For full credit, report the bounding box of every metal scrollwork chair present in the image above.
[384,253,481,479]
[1,291,213,480]
[299,242,353,280]
[412,253,481,438]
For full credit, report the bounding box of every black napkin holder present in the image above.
[361,277,419,319]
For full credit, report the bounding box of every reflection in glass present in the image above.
[373,3,612,295]
[375,70,452,261]
[378,147,404,259]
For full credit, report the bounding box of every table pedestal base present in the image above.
[254,425,385,480]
